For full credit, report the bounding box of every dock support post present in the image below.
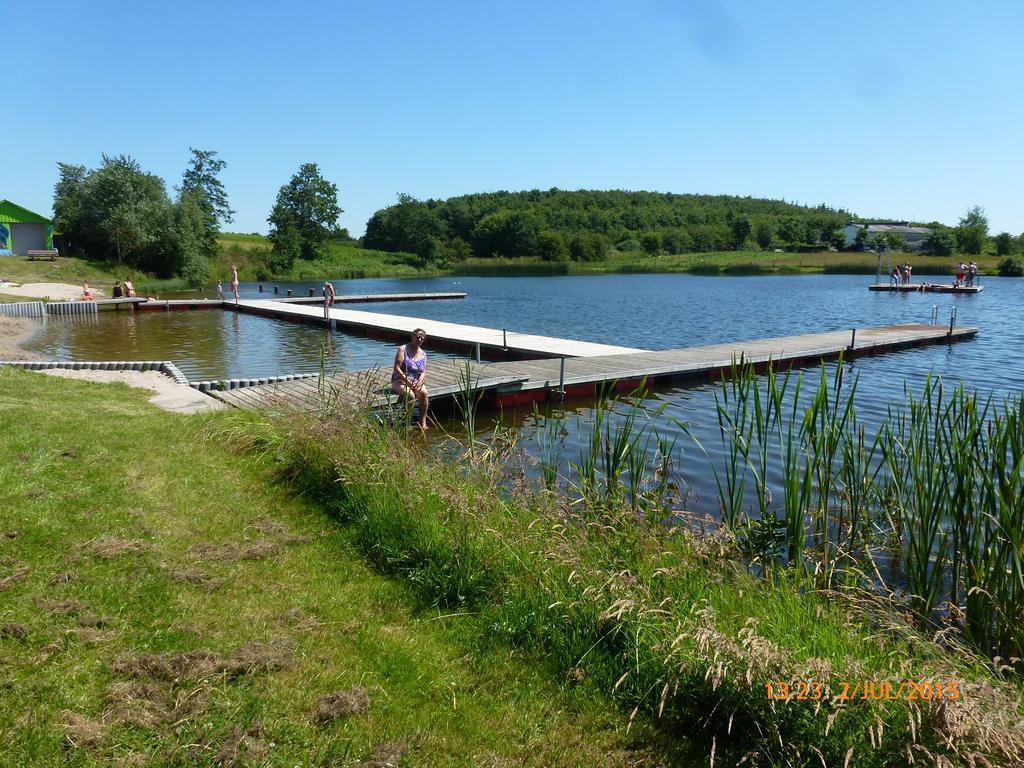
[558,357,565,396]
[274,286,278,294]
[474,342,481,363]
[849,328,856,351]
[309,288,315,297]
[931,305,938,325]
[286,289,292,297]
[502,329,507,350]
[259,284,263,292]
[949,306,957,335]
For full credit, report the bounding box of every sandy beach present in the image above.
[0,281,101,301]
[0,314,223,414]
[0,317,45,361]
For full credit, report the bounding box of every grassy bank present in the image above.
[223,388,1024,767]
[214,234,1000,281]
[1,242,999,294]
[215,235,437,281]
[0,370,684,766]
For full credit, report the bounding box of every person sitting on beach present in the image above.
[81,282,94,301]
[124,276,136,297]
[112,280,123,299]
[391,329,429,430]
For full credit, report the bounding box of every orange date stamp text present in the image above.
[765,680,961,702]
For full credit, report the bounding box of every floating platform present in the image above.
[95,292,466,312]
[210,323,979,413]
[269,292,465,304]
[869,283,983,294]
[231,299,646,359]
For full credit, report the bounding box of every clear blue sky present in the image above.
[8,0,1023,236]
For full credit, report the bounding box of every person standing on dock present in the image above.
[217,280,225,300]
[967,262,978,287]
[124,276,136,297]
[391,329,429,431]
[230,266,240,302]
[322,281,336,323]
[955,261,966,288]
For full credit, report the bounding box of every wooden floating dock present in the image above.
[868,283,984,294]
[210,323,979,413]
[231,299,645,359]
[93,292,466,312]
[269,291,466,305]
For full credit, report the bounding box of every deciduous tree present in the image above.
[268,163,342,262]
[955,205,988,255]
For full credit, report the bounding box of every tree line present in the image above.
[53,150,233,282]
[362,189,855,265]
[51,153,1024,280]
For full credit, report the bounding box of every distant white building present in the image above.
[844,223,931,250]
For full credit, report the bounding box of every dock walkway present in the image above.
[210,323,978,412]
[232,299,644,358]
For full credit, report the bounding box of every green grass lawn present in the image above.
[0,369,685,767]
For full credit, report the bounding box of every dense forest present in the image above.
[363,190,854,264]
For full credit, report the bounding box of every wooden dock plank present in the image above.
[215,324,978,413]
[233,299,645,358]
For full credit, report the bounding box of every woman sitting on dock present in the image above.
[391,329,429,430]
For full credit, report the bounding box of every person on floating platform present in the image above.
[230,266,240,302]
[955,261,966,288]
[81,282,94,301]
[966,261,978,287]
[391,328,429,431]
[902,263,912,285]
[217,280,225,300]
[112,280,123,299]
[890,266,901,286]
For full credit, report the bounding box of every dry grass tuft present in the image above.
[0,622,29,638]
[169,567,226,590]
[313,686,372,724]
[355,741,408,768]
[87,538,148,559]
[0,565,29,590]
[62,711,107,749]
[114,640,293,682]
[187,541,280,562]
[211,723,268,767]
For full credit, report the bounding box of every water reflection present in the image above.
[24,309,457,381]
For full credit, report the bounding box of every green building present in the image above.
[0,200,54,256]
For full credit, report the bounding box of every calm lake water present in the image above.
[24,273,1022,508]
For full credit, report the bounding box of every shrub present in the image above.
[997,256,1023,277]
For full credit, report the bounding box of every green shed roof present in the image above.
[0,199,53,225]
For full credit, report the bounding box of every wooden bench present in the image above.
[26,249,58,261]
